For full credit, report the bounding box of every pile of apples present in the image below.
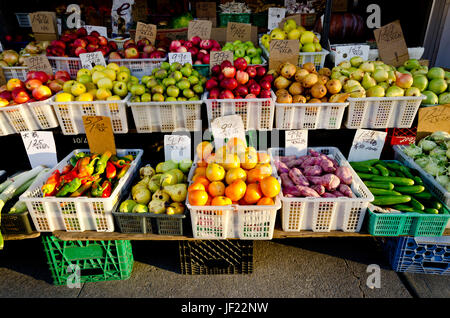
[0,70,70,107]
[108,38,167,60]
[206,58,273,99]
[221,40,264,65]
[46,27,118,57]
[273,62,349,104]
[54,63,135,102]
[187,139,281,206]
[169,37,221,65]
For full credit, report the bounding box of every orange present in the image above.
[226,137,246,154]
[214,146,228,163]
[208,181,225,197]
[205,163,225,182]
[257,152,271,164]
[255,163,273,175]
[239,147,258,170]
[194,167,206,177]
[206,194,212,206]
[225,179,247,202]
[225,167,247,185]
[192,175,210,188]
[244,183,263,204]
[196,141,213,160]
[260,176,281,198]
[247,168,267,184]
[188,190,209,206]
[211,196,232,206]
[257,197,275,205]
[188,182,206,193]
[239,197,250,205]
[219,154,241,171]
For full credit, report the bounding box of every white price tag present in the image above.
[268,8,286,31]
[168,52,193,65]
[85,25,108,37]
[21,131,58,168]
[285,130,308,156]
[164,135,191,162]
[211,115,246,149]
[79,52,107,70]
[331,44,370,66]
[348,129,387,162]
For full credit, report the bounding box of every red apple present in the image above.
[262,74,274,84]
[248,83,261,96]
[259,80,271,91]
[32,85,52,101]
[234,57,248,71]
[197,51,206,61]
[202,54,210,64]
[211,65,221,76]
[89,30,100,38]
[7,79,25,91]
[169,40,182,52]
[51,40,66,50]
[209,88,220,99]
[221,78,238,91]
[109,52,122,60]
[220,60,232,70]
[48,79,64,93]
[55,71,70,81]
[176,46,188,53]
[217,73,225,82]
[12,88,30,104]
[25,79,43,91]
[247,66,257,78]
[259,89,272,98]
[236,71,249,85]
[190,36,201,46]
[86,36,100,46]
[235,85,248,97]
[0,90,12,101]
[149,51,165,58]
[256,66,266,77]
[246,79,257,88]
[200,40,212,50]
[76,27,87,37]
[143,44,156,54]
[125,47,139,58]
[188,46,199,57]
[86,44,98,52]
[108,41,118,51]
[206,78,218,91]
[98,36,108,46]
[75,47,87,56]
[137,38,150,49]
[73,38,87,48]
[245,94,257,99]
[51,46,65,57]
[194,60,202,65]
[210,39,221,49]
[98,46,110,56]
[123,39,135,49]
[222,66,236,79]
[184,41,194,49]
[60,34,72,43]
[219,90,234,99]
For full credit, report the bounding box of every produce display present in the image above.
[188,139,281,206]
[221,41,264,65]
[170,38,221,65]
[273,61,348,103]
[0,42,49,67]
[0,70,71,107]
[351,159,446,214]
[206,58,273,99]
[274,149,354,198]
[54,63,134,102]
[400,131,450,191]
[219,1,251,13]
[40,151,135,198]
[119,159,192,214]
[409,65,450,105]
[129,62,206,102]
[108,38,168,60]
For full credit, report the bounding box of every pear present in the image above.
[167,169,184,184]
[359,61,375,73]
[139,164,155,179]
[148,199,167,214]
[366,85,385,97]
[349,90,366,98]
[373,69,389,83]
[385,85,405,97]
[156,160,178,173]
[338,61,351,69]
[132,187,151,205]
[163,184,188,202]
[119,200,137,213]
[378,82,389,91]
[160,171,178,187]
[350,69,364,81]
[152,189,170,202]
[361,73,377,90]
[167,202,185,215]
[328,93,350,103]
[344,80,362,92]
[132,204,149,213]
[148,174,162,193]
[350,56,364,67]
[331,71,342,80]
[132,183,148,197]
[179,159,192,173]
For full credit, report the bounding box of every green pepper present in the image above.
[95,151,112,175]
[110,155,132,169]
[70,152,87,167]
[91,179,111,197]
[56,178,82,197]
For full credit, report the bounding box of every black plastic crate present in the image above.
[1,211,34,235]
[179,240,253,275]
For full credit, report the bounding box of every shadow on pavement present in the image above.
[130,240,181,274]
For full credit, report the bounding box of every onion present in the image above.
[2,50,19,66]
[25,42,40,54]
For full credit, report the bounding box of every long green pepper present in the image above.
[94,151,112,175]
[56,178,82,197]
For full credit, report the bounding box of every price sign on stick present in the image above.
[24,55,53,74]
[188,20,212,40]
[269,39,299,72]
[373,20,409,67]
[226,22,252,42]
[79,52,106,70]
[211,115,247,149]
[285,130,308,156]
[268,8,286,31]
[164,135,191,162]
[135,22,157,44]
[84,25,108,37]
[82,116,116,155]
[168,52,193,65]
[29,12,57,33]
[210,51,234,71]
[21,131,58,168]
[348,129,387,162]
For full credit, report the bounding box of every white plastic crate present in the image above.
[204,91,276,131]
[345,95,425,129]
[0,103,40,133]
[1,66,28,82]
[51,93,130,135]
[275,101,348,130]
[394,145,450,211]
[47,56,82,79]
[0,111,15,136]
[368,47,424,61]
[15,13,31,28]
[20,148,143,232]
[108,57,167,79]
[128,99,202,133]
[186,153,281,240]
[110,37,130,50]
[260,42,329,69]
[27,99,60,130]
[268,147,374,233]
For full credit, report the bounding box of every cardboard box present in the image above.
[34,32,58,41]
[155,28,189,42]
[332,0,348,12]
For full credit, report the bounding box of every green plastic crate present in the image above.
[219,13,251,27]
[193,64,210,77]
[42,235,134,285]
[252,12,268,28]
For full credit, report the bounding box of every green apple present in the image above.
[146,78,159,89]
[176,79,190,90]
[113,81,128,97]
[129,76,139,83]
[170,62,182,72]
[77,68,91,78]
[119,66,131,75]
[130,84,146,96]
[155,69,168,80]
[77,74,92,85]
[251,56,263,65]
[438,92,450,104]
[161,61,171,70]
[413,75,428,92]
[151,84,164,95]
[170,71,183,82]
[70,82,86,96]
[130,95,141,103]
[177,97,187,101]
[234,47,246,58]
[141,75,152,86]
[141,93,152,102]
[428,78,448,94]
[180,66,192,77]
[244,56,251,65]
[191,70,200,78]
[166,96,177,102]
[117,71,130,83]
[187,76,199,85]
[166,85,180,98]
[283,19,297,33]
[97,77,113,90]
[404,59,421,70]
[183,88,195,99]
[162,77,176,87]
[152,93,165,102]
[95,88,112,100]
[193,84,204,94]
[189,96,200,101]
[427,67,445,80]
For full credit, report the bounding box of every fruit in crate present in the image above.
[188,139,281,206]
[128,62,206,102]
[206,59,273,99]
[107,38,168,60]
[221,40,264,65]
[0,41,50,67]
[120,160,192,215]
[170,37,221,65]
[53,63,133,102]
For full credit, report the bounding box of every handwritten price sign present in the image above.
[168,52,193,65]
[135,22,157,44]
[331,44,370,65]
[211,115,247,149]
[79,52,106,69]
[85,25,108,37]
[417,104,450,141]
[226,22,252,42]
[164,135,191,162]
[29,12,56,33]
[82,116,116,155]
[24,55,53,74]
[285,130,308,156]
[374,20,409,67]
[188,20,212,40]
[210,51,234,70]
[347,129,387,162]
[269,39,299,71]
[21,131,57,168]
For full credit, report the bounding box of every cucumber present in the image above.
[413,176,424,185]
[388,170,397,177]
[350,164,372,173]
[368,188,401,196]
[399,166,415,179]
[423,208,439,214]
[413,191,433,200]
[394,185,425,194]
[372,195,411,206]
[375,164,389,177]
[371,176,415,186]
[369,167,380,175]
[427,201,443,210]
[350,159,379,166]
[357,172,375,180]
[386,162,403,171]
[393,204,416,212]
[396,171,407,178]
[364,181,395,190]
[410,197,425,211]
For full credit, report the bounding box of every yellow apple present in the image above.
[103,68,117,81]
[92,71,106,84]
[287,29,301,40]
[71,82,87,96]
[282,19,297,33]
[106,62,120,73]
[97,77,113,90]
[55,92,74,102]
[76,92,94,102]
[300,31,315,44]
[106,95,121,101]
[92,65,106,73]
[95,88,112,100]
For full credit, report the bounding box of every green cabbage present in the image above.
[402,144,422,158]
[424,160,446,177]
[430,131,450,142]
[415,156,431,168]
[171,13,193,29]
[418,138,437,152]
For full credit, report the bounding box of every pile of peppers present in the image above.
[41,151,134,198]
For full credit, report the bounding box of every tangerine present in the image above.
[260,176,281,198]
[192,175,210,188]
[188,190,209,206]
[257,197,275,205]
[211,196,232,206]
[208,181,225,197]
[225,179,247,202]
[244,183,263,204]
[225,167,247,185]
[205,163,225,182]
[188,182,206,193]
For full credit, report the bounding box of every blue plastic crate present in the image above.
[384,236,450,275]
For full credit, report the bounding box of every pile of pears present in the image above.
[119,159,193,215]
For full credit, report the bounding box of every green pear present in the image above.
[160,171,178,187]
[148,199,167,214]
[350,56,364,67]
[152,189,170,202]
[373,69,389,83]
[132,204,149,213]
[361,73,377,90]
[119,200,137,213]
[344,80,362,92]
[385,85,405,97]
[350,69,364,81]
[349,90,366,98]
[132,183,148,197]
[338,61,351,69]
[405,87,421,96]
[148,174,162,193]
[163,184,188,202]
[167,169,184,184]
[366,85,385,97]
[179,159,193,173]
[359,61,375,73]
[156,160,179,173]
[378,82,389,91]
[132,188,151,205]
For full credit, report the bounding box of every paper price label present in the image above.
[285,130,308,156]
[331,44,370,65]
[29,12,57,33]
[168,52,193,65]
[269,39,299,71]
[135,22,157,44]
[85,25,108,37]
[24,55,53,74]
[226,22,252,43]
[188,20,212,40]
[82,116,116,155]
[211,115,247,149]
[21,131,58,168]
[374,20,409,67]
[268,8,286,31]
[417,104,450,141]
[164,135,191,162]
[0,68,6,86]
[79,52,107,70]
[347,129,387,162]
[210,51,233,70]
